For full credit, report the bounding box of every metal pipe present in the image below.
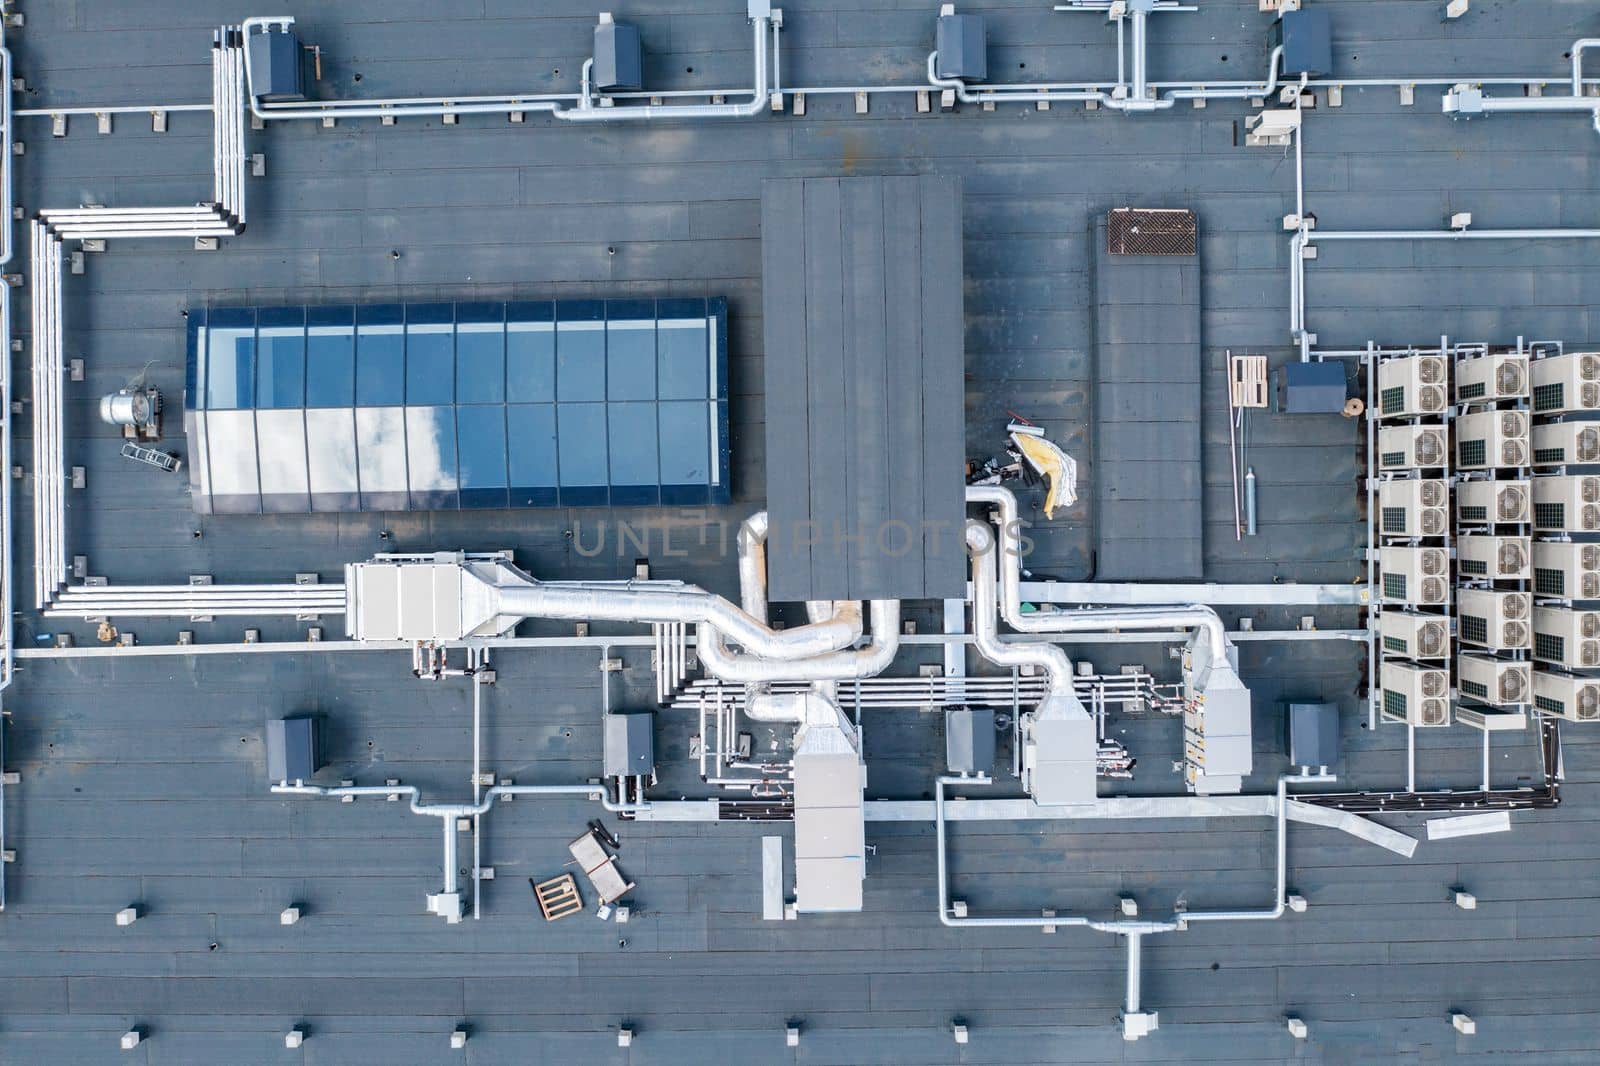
[1130,9,1147,103]
[696,600,901,683]
[966,485,1230,652]
[964,520,1082,718]
[1125,932,1143,1015]
[1179,773,1333,925]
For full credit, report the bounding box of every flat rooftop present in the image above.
[2,0,1598,1061]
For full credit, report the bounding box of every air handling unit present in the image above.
[1457,588,1532,652]
[1379,546,1450,606]
[1379,479,1448,537]
[1377,611,1450,660]
[1533,422,1600,467]
[1456,479,1529,526]
[1457,653,1531,707]
[1377,354,1449,416]
[1379,425,1447,470]
[1533,669,1600,722]
[1455,410,1529,470]
[1531,351,1600,415]
[1532,606,1600,669]
[1457,534,1530,580]
[1532,541,1600,599]
[1455,352,1528,403]
[1380,661,1451,727]
[1532,475,1600,533]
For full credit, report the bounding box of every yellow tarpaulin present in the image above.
[1010,429,1078,519]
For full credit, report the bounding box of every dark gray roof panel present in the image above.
[762,175,966,602]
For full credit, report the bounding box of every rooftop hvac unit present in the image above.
[1455,352,1528,404]
[1378,479,1448,537]
[1455,409,1528,470]
[1378,425,1448,471]
[1378,546,1450,606]
[1531,351,1600,416]
[1377,355,1449,417]
[1532,421,1600,468]
[1456,588,1532,651]
[1456,534,1530,580]
[1532,474,1600,533]
[1457,653,1532,707]
[1532,540,1600,599]
[1376,611,1450,660]
[1533,669,1600,722]
[1532,605,1600,669]
[1379,661,1451,727]
[1454,478,1529,527]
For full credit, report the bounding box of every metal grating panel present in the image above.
[1106,208,1197,256]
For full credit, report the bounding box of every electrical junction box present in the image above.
[935,13,988,82]
[247,27,306,102]
[266,714,323,784]
[593,18,643,93]
[1278,360,1347,413]
[603,711,656,780]
[1275,9,1332,77]
[1287,701,1340,768]
[945,707,996,774]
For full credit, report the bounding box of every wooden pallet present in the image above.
[1230,354,1269,409]
[531,873,583,921]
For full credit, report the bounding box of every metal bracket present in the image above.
[96,112,112,135]
[152,110,168,133]
[50,114,66,138]
[194,237,219,251]
[70,466,85,489]
[189,574,214,623]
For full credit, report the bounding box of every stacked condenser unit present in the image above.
[1370,347,1539,731]
[1528,351,1600,722]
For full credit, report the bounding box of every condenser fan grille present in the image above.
[1582,545,1600,569]
[1499,543,1527,573]
[1500,669,1528,704]
[1503,441,1527,467]
[1416,432,1443,465]
[1421,699,1448,725]
[1421,577,1448,603]
[1421,481,1446,507]
[1417,358,1445,384]
[1579,687,1600,719]
[1419,623,1447,657]
[1582,354,1600,379]
[1580,429,1600,461]
[1496,362,1525,395]
[1502,412,1526,436]
[1420,671,1448,698]
[1499,487,1527,521]
[1504,595,1530,620]
[1584,614,1600,639]
[1503,621,1529,647]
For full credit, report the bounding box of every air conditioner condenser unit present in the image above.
[1456,534,1530,580]
[1457,653,1531,707]
[1532,421,1600,468]
[1378,479,1448,537]
[1378,546,1451,606]
[1376,611,1450,660]
[1378,354,1449,417]
[1379,425,1448,471]
[1532,605,1600,669]
[1456,409,1528,470]
[1456,588,1532,652]
[1379,660,1451,727]
[1532,540,1600,600]
[1455,352,1527,404]
[1532,474,1600,533]
[1531,351,1600,416]
[1533,669,1600,722]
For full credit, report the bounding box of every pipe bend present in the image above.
[697,599,901,683]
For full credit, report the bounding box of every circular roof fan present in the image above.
[1415,431,1443,466]
[1421,699,1448,725]
[1502,621,1529,648]
[1579,686,1600,720]
[1421,480,1446,507]
[1421,577,1448,604]
[1498,486,1527,521]
[1498,541,1527,574]
[1421,550,1447,576]
[1504,594,1529,621]
[1580,428,1600,462]
[1417,358,1445,384]
[1501,412,1526,437]
[1419,621,1447,657]
[1499,668,1528,705]
[1583,354,1600,379]
[1496,361,1525,396]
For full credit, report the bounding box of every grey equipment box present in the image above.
[1279,360,1347,414]
[945,707,996,774]
[1287,702,1340,768]
[246,27,306,102]
[935,14,988,82]
[1276,9,1332,78]
[266,715,322,783]
[593,18,643,93]
[603,711,656,779]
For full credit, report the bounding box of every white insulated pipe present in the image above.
[964,520,1081,719]
[696,600,901,683]
[965,485,1229,653]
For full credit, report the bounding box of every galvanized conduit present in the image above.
[241,15,773,124]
